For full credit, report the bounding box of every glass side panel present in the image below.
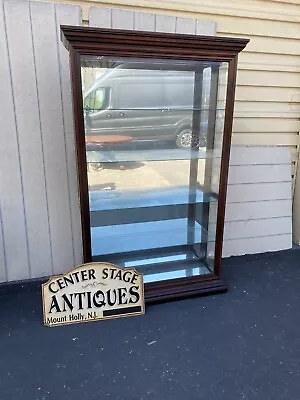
[205,63,228,270]
[80,56,228,283]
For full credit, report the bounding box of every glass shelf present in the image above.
[81,55,222,71]
[141,262,211,283]
[93,246,212,283]
[84,107,225,111]
[89,186,217,212]
[86,148,222,163]
[91,218,208,256]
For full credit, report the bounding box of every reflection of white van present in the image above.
[83,66,210,148]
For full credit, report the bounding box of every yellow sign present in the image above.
[42,262,144,327]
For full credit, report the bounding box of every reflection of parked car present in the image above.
[83,64,211,149]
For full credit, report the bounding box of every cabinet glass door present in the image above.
[80,56,228,283]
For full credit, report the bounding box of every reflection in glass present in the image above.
[80,56,228,283]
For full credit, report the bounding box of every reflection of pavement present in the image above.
[88,161,170,191]
[149,159,206,187]
[87,145,211,191]
[88,160,206,191]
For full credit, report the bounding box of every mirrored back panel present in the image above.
[80,56,228,283]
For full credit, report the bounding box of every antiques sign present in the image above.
[42,263,144,327]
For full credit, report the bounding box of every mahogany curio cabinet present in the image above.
[61,25,249,303]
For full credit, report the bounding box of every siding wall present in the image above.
[223,146,292,256]
[51,0,300,179]
[0,0,82,282]
[0,0,293,283]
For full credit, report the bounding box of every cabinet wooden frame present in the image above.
[61,26,249,303]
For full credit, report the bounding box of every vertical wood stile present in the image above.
[3,0,49,280]
[112,9,134,29]
[55,2,83,266]
[89,6,112,28]
[134,12,155,31]
[155,14,176,33]
[30,1,73,275]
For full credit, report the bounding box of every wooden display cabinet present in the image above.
[61,25,249,302]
